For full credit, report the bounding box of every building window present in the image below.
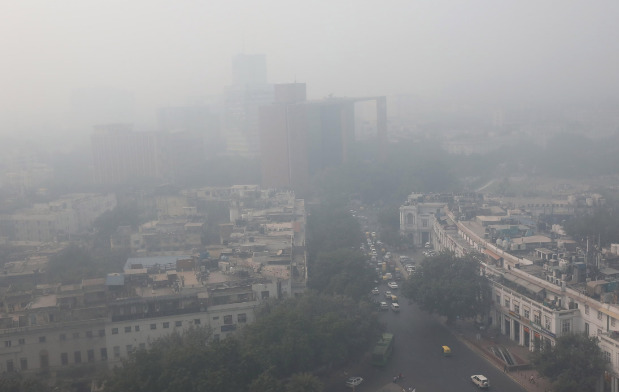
[4,340,11,347]
[212,316,219,320]
[59,334,66,341]
[72,332,80,339]
[561,320,570,333]
[6,360,14,372]
[194,319,201,325]
[545,316,551,330]
[113,346,120,359]
[135,325,140,332]
[126,345,133,353]
[504,298,510,309]
[163,322,170,328]
[98,329,105,337]
[61,353,68,365]
[18,338,25,345]
[585,304,589,315]
[496,295,501,304]
[238,313,247,323]
[86,330,93,338]
[87,349,95,362]
[513,303,520,314]
[533,311,541,324]
[604,351,611,363]
[20,358,27,370]
[523,308,530,319]
[74,351,82,363]
[150,323,157,330]
[38,336,46,343]
[112,328,119,335]
[223,315,233,324]
[100,348,107,361]
[612,318,616,327]
[598,311,603,320]
[422,218,429,228]
[175,321,182,327]
[261,291,269,299]
[125,326,131,333]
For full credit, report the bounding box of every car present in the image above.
[384,290,392,297]
[388,282,399,289]
[471,375,489,388]
[391,302,400,312]
[346,377,364,388]
[379,302,389,310]
[372,288,380,295]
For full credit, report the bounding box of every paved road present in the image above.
[347,281,526,392]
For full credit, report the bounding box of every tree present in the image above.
[308,249,375,300]
[402,252,490,323]
[531,333,607,392]
[285,373,323,392]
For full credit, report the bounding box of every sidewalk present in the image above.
[453,320,552,392]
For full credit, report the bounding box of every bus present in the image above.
[371,333,394,366]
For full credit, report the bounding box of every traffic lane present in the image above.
[367,299,526,392]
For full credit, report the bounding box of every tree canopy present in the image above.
[531,333,607,392]
[402,252,490,323]
[103,293,380,392]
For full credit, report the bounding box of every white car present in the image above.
[372,288,380,295]
[346,377,363,388]
[379,302,389,310]
[471,375,489,389]
[388,281,399,289]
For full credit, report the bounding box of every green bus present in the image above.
[371,333,394,366]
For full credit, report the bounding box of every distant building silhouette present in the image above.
[91,124,164,186]
[259,83,387,196]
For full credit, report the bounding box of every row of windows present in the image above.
[583,304,617,326]
[4,314,248,347]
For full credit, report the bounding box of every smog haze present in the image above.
[1,0,618,146]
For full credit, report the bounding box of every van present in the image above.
[391,303,400,312]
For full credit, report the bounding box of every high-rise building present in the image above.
[223,54,273,156]
[259,83,387,196]
[91,124,164,186]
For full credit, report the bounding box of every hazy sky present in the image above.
[1,1,618,139]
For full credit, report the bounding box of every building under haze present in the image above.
[91,124,164,186]
[222,54,274,156]
[259,83,387,195]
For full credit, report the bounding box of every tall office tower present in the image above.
[157,105,222,184]
[259,84,385,196]
[223,54,274,156]
[91,124,164,186]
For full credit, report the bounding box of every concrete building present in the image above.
[0,187,306,377]
[0,193,116,244]
[260,84,387,196]
[91,124,164,186]
[413,192,619,391]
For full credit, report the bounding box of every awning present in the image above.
[502,272,545,295]
[484,249,502,260]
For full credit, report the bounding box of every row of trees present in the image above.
[103,292,379,392]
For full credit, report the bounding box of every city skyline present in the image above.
[1,1,618,146]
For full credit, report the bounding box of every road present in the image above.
[349,281,526,392]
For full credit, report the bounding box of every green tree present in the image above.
[285,373,323,392]
[241,293,380,377]
[308,249,375,299]
[402,252,490,323]
[306,203,363,261]
[531,333,606,392]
